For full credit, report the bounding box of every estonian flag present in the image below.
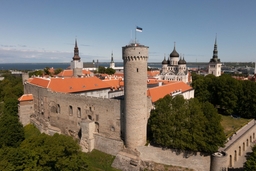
[136,26,143,32]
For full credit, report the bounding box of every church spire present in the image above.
[111,51,114,63]
[73,39,80,61]
[213,35,218,59]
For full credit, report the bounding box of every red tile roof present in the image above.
[103,79,124,90]
[28,77,111,93]
[148,81,193,103]
[147,70,160,77]
[57,69,92,77]
[18,94,33,102]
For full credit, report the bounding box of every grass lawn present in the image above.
[220,114,252,138]
[86,150,120,171]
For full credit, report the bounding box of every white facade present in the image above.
[158,44,190,84]
[208,37,222,77]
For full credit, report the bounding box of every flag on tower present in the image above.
[136,26,143,32]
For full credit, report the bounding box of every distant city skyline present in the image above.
[1,0,256,63]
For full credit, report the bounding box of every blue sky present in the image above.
[0,0,256,63]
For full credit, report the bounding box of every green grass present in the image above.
[220,114,252,137]
[86,149,120,171]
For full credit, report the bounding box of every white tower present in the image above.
[123,43,149,149]
[110,51,115,69]
[208,36,222,77]
[70,39,83,77]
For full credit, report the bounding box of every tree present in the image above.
[0,132,88,171]
[244,145,256,170]
[0,114,24,148]
[148,95,226,153]
[236,81,256,118]
[105,68,115,75]
[54,68,63,75]
[98,66,106,74]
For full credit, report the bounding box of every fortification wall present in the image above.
[18,100,34,126]
[137,146,211,171]
[24,83,123,141]
[94,133,124,156]
[221,120,256,168]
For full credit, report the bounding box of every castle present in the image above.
[18,39,253,171]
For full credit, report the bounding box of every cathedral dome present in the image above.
[162,57,168,64]
[170,44,179,58]
[178,57,186,64]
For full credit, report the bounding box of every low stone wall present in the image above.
[137,146,211,171]
[94,133,124,156]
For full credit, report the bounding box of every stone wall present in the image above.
[94,133,124,156]
[24,82,123,143]
[137,146,211,171]
[18,100,34,126]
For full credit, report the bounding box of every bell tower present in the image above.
[70,39,83,77]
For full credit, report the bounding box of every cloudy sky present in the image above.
[1,0,256,63]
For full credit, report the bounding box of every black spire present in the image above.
[111,51,114,63]
[73,39,80,61]
[213,35,218,59]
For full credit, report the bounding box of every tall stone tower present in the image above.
[208,36,222,77]
[110,51,115,69]
[122,43,149,149]
[70,39,83,77]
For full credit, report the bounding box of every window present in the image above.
[57,104,60,114]
[69,106,73,115]
[137,68,139,72]
[77,107,81,118]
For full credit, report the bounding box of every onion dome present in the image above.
[178,56,187,65]
[170,43,179,58]
[162,55,168,64]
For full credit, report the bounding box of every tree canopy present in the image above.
[148,95,226,153]
[244,145,256,170]
[97,66,116,75]
[191,73,256,118]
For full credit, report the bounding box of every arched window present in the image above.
[234,150,237,161]
[250,136,252,142]
[229,155,232,167]
[239,146,241,156]
[247,139,249,147]
[77,107,81,118]
[69,105,73,115]
[243,142,245,151]
[95,122,99,133]
[253,133,255,139]
[57,104,60,114]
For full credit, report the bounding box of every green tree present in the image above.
[236,81,256,118]
[0,114,24,148]
[98,66,106,74]
[148,95,225,153]
[105,68,116,75]
[244,145,256,170]
[54,68,63,75]
[29,70,43,77]
[0,132,88,171]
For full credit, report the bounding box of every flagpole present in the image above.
[135,26,137,44]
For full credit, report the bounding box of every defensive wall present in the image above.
[21,77,256,170]
[211,119,256,170]
[24,82,125,153]
[137,146,211,171]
